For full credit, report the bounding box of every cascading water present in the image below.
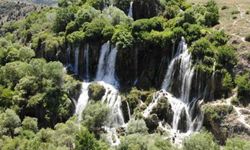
[95,42,124,146]
[75,41,125,146]
[144,37,203,144]
[128,1,133,18]
[84,44,90,80]
[126,101,132,120]
[74,47,79,75]
[75,82,90,122]
[210,62,216,100]
[95,41,119,87]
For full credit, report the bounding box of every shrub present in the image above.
[0,109,21,137]
[183,131,219,150]
[127,119,148,134]
[216,45,236,71]
[235,72,250,104]
[111,25,133,49]
[222,72,234,96]
[75,127,108,150]
[189,38,214,62]
[82,102,110,130]
[118,134,174,150]
[22,117,38,133]
[54,7,76,33]
[88,83,106,101]
[203,104,233,122]
[204,0,219,26]
[224,137,250,150]
[83,18,108,41]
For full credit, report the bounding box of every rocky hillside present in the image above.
[188,0,250,72]
[0,0,42,28]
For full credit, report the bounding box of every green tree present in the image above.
[225,137,250,150]
[0,109,21,137]
[183,131,219,150]
[75,127,107,150]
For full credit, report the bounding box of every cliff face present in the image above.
[133,0,164,20]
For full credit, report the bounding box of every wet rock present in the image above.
[121,100,130,123]
[151,96,173,125]
[145,114,159,133]
[133,0,163,20]
[178,108,187,132]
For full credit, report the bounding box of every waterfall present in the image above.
[98,81,125,127]
[84,44,90,80]
[142,37,203,144]
[161,37,187,90]
[75,82,90,121]
[74,41,125,146]
[66,46,71,66]
[126,101,131,120]
[165,37,202,132]
[95,42,125,146]
[74,47,79,75]
[210,62,216,99]
[96,41,119,87]
[128,1,133,18]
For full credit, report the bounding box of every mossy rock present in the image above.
[178,108,187,132]
[151,96,173,124]
[88,83,106,101]
[202,104,233,123]
[144,114,159,133]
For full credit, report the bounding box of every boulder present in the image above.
[145,114,160,133]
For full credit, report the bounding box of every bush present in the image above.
[189,38,214,62]
[203,104,233,122]
[127,119,148,134]
[132,17,165,33]
[82,102,110,130]
[22,117,38,133]
[83,18,109,41]
[75,5,100,28]
[235,72,250,104]
[0,109,21,137]
[118,134,174,150]
[111,25,133,49]
[222,72,234,96]
[54,7,76,33]
[204,0,219,26]
[75,127,108,150]
[224,137,250,150]
[183,131,219,150]
[88,83,106,101]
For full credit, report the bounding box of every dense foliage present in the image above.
[0,0,246,149]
